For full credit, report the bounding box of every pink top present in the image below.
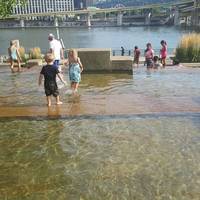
[145,49,154,59]
[160,45,167,58]
[134,49,141,58]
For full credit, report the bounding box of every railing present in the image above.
[112,48,175,56]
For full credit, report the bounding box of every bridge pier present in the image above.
[191,0,200,26]
[54,16,59,27]
[145,13,151,25]
[174,7,180,26]
[104,12,107,21]
[117,12,123,26]
[20,19,25,28]
[87,14,91,27]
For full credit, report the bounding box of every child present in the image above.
[133,46,141,67]
[65,49,83,94]
[8,40,22,72]
[160,40,167,67]
[153,56,163,69]
[145,43,154,69]
[121,46,125,56]
[39,53,67,106]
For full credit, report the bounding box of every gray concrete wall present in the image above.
[77,48,112,71]
[111,56,133,71]
[77,48,133,72]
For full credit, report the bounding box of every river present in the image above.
[0,26,195,55]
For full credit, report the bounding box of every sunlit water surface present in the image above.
[0,116,200,200]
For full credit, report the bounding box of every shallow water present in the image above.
[0,115,200,199]
[0,66,200,199]
[0,66,200,111]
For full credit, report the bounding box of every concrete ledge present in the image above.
[26,59,43,68]
[111,56,133,71]
[0,63,9,67]
[182,63,200,68]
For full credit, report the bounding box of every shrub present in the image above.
[29,47,42,59]
[175,33,200,63]
[18,46,26,62]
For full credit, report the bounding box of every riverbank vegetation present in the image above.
[175,33,200,63]
[29,48,42,59]
[0,0,26,18]
[18,47,27,62]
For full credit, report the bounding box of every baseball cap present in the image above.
[48,33,54,38]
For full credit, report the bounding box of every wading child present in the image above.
[160,40,167,67]
[133,46,141,67]
[39,53,67,106]
[145,43,154,69]
[153,56,163,69]
[65,49,83,94]
[8,40,22,72]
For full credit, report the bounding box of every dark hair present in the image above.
[145,43,152,52]
[134,46,138,49]
[147,43,151,47]
[161,40,167,45]
[153,56,159,62]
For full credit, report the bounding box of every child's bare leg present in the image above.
[17,60,21,72]
[163,59,166,67]
[46,96,51,106]
[74,83,79,92]
[10,60,14,72]
[71,82,74,90]
[56,96,63,105]
[71,82,76,91]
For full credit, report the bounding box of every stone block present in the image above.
[26,59,43,68]
[77,48,111,71]
[111,56,133,71]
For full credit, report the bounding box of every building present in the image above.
[74,0,86,9]
[13,0,74,15]
[86,0,96,7]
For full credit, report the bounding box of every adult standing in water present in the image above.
[8,40,22,72]
[48,33,64,72]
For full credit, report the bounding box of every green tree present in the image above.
[0,0,26,18]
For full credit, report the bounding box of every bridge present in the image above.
[4,0,199,27]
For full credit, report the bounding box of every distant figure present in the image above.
[160,40,167,67]
[153,56,163,69]
[65,49,83,94]
[8,40,22,72]
[133,46,141,67]
[39,53,67,106]
[48,33,64,71]
[121,46,125,56]
[145,43,154,69]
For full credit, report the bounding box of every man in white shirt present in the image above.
[48,33,64,70]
